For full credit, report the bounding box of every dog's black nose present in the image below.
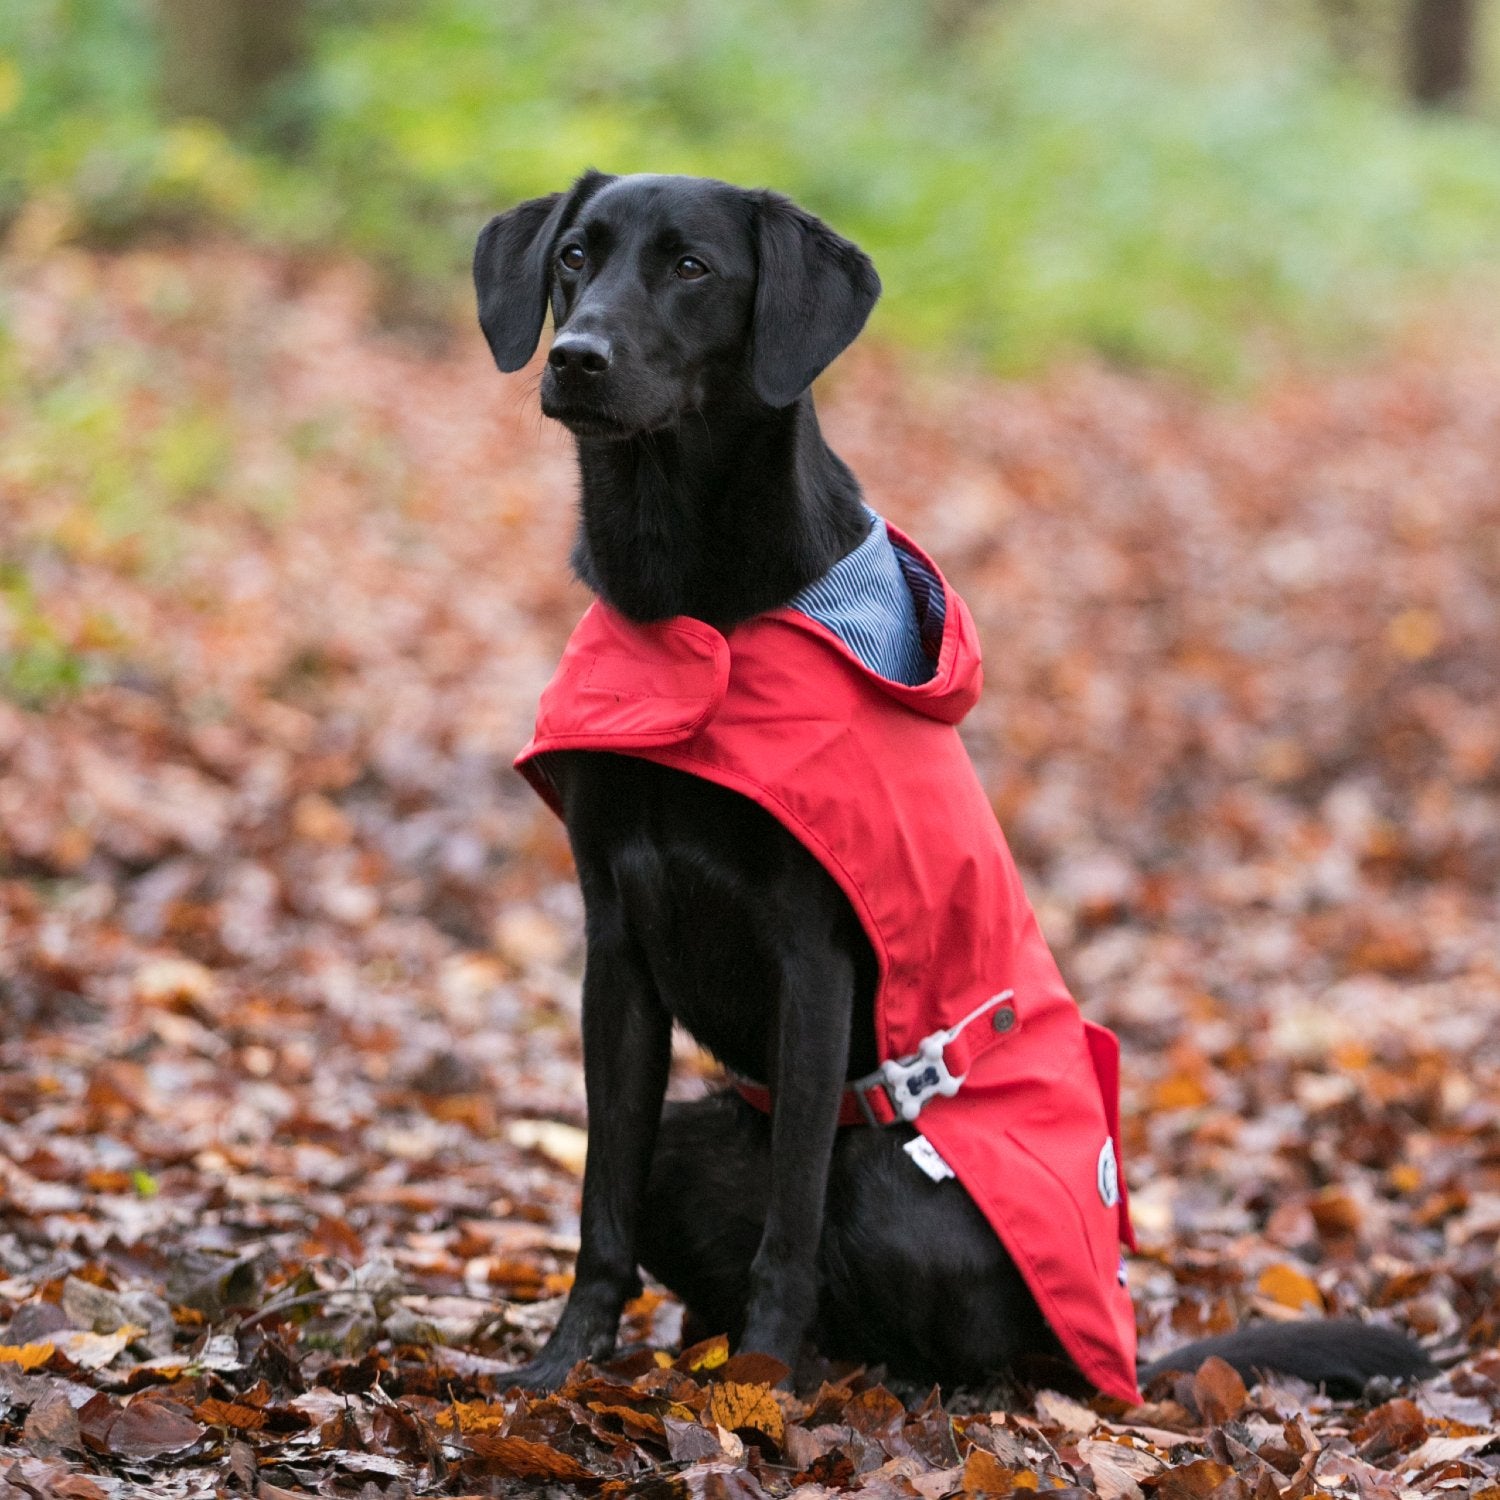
[548,332,612,376]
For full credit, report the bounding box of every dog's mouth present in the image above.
[541,393,675,442]
[544,404,636,439]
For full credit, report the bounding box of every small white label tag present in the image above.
[1097,1138,1120,1208]
[904,1135,956,1182]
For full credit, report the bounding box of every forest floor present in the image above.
[1,242,1498,1498]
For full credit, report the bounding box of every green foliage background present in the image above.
[4,0,1500,379]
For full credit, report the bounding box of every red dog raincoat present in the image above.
[516,524,1140,1402]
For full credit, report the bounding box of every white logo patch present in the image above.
[904,1135,956,1183]
[1097,1137,1120,1209]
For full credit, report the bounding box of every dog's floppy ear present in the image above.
[750,193,881,408]
[474,171,614,372]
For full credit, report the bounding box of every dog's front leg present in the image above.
[738,943,854,1372]
[506,913,671,1390]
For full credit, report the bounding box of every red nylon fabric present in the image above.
[515,525,1140,1402]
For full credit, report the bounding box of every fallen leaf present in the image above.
[104,1398,204,1459]
[1080,1436,1166,1500]
[24,1390,82,1457]
[435,1399,508,1433]
[505,1118,589,1174]
[677,1333,730,1373]
[133,955,218,1007]
[466,1432,598,1481]
[705,1381,785,1445]
[1255,1265,1323,1313]
[717,1351,790,1387]
[963,1449,1038,1494]
[1353,1397,1428,1461]
[666,1412,725,1463]
[0,1342,55,1371]
[195,1396,269,1431]
[54,1329,136,1371]
[1143,1459,1235,1500]
[1036,1389,1100,1436]
[1192,1356,1247,1425]
[1402,1434,1496,1470]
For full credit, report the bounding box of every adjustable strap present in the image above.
[849,989,1015,1122]
[734,1076,897,1127]
[734,989,1016,1129]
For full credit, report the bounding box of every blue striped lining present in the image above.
[787,512,944,686]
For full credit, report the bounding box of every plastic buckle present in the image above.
[877,1034,966,1122]
[853,989,1015,1125]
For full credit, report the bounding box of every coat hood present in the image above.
[770,521,983,725]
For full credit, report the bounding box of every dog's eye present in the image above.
[675,256,709,281]
[558,245,585,272]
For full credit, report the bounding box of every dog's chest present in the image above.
[557,750,876,1082]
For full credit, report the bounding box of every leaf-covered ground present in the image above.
[0,244,1498,1497]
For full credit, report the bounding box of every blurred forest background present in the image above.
[6,0,1500,376]
[2,3,1500,1496]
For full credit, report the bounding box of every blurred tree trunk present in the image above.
[156,0,306,132]
[1404,0,1475,107]
[1316,0,1370,69]
[926,0,1004,49]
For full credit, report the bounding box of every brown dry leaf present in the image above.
[466,1432,598,1480]
[194,1396,269,1431]
[104,1398,204,1459]
[962,1449,1038,1495]
[1307,1187,1363,1237]
[704,1381,785,1444]
[845,1383,908,1443]
[1143,1460,1235,1500]
[24,1390,83,1458]
[589,1400,667,1442]
[48,1477,108,1500]
[1353,1397,1428,1461]
[1191,1357,1247,1425]
[1035,1389,1099,1436]
[77,1392,120,1453]
[716,1351,791,1387]
[1254,1265,1323,1313]
[1080,1436,1166,1500]
[665,1413,725,1463]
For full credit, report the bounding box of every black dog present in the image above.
[473,171,1434,1397]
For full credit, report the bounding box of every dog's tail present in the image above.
[1140,1319,1437,1398]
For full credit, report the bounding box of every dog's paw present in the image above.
[502,1352,588,1392]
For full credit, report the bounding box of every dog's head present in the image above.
[474,172,881,438]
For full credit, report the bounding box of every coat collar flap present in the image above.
[532,602,730,748]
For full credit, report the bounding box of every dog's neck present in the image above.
[568,394,868,631]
